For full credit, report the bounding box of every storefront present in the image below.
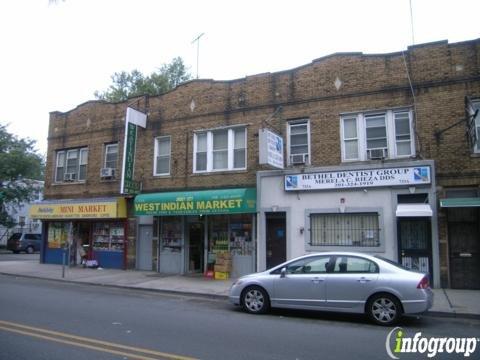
[29,197,128,269]
[257,161,441,288]
[134,188,256,278]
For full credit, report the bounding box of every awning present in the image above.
[135,188,256,216]
[29,197,127,220]
[396,204,433,217]
[440,197,480,208]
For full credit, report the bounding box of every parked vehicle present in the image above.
[6,233,42,254]
[229,252,433,325]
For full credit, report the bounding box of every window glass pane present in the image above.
[56,152,65,167]
[366,127,387,139]
[333,256,378,273]
[291,133,308,146]
[310,213,380,247]
[234,149,245,168]
[234,128,246,149]
[56,152,65,182]
[476,126,480,151]
[365,115,385,128]
[213,130,228,150]
[196,133,207,152]
[79,164,87,181]
[196,153,207,171]
[367,138,388,149]
[343,118,357,139]
[105,144,118,168]
[290,145,309,155]
[66,150,78,174]
[344,140,359,159]
[80,149,88,165]
[213,151,228,169]
[396,142,411,156]
[156,157,170,174]
[395,113,410,136]
[157,137,170,155]
[290,123,307,135]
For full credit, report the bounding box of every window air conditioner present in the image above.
[367,148,388,160]
[100,167,115,178]
[63,173,76,182]
[290,153,308,165]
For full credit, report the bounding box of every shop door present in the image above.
[188,222,204,273]
[398,218,432,281]
[138,225,153,271]
[266,212,286,269]
[449,208,480,289]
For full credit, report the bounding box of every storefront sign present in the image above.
[120,107,147,195]
[259,129,284,169]
[285,166,431,191]
[30,198,127,219]
[135,188,256,216]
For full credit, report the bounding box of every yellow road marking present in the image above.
[0,320,198,360]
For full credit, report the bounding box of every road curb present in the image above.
[0,271,229,301]
[424,311,480,321]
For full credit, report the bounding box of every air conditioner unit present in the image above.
[100,168,115,178]
[367,148,388,160]
[63,173,76,182]
[290,153,308,165]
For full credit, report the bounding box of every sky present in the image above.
[0,0,479,155]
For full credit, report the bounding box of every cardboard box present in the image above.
[216,252,232,260]
[214,271,229,280]
[215,258,232,266]
[214,264,231,273]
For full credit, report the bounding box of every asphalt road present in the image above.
[0,275,479,360]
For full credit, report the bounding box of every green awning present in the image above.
[440,197,480,208]
[134,188,256,216]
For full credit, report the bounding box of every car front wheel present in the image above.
[241,286,270,314]
[26,246,34,254]
[367,293,402,326]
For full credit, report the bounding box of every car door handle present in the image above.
[311,277,325,283]
[357,277,371,283]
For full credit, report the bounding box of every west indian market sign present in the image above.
[285,166,431,191]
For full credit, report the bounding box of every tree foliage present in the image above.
[0,124,44,227]
[94,57,192,102]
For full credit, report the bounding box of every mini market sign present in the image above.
[134,188,256,216]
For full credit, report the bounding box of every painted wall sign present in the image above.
[285,166,431,191]
[259,129,284,169]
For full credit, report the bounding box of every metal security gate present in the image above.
[448,208,480,289]
[398,218,432,281]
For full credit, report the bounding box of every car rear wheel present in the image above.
[367,293,402,326]
[241,286,270,314]
[26,246,34,254]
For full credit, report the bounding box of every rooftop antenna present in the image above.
[192,33,205,79]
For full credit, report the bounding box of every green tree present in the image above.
[94,57,192,102]
[0,124,44,227]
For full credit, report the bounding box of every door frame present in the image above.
[265,211,287,270]
[185,216,206,274]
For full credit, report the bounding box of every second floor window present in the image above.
[55,147,88,182]
[194,127,246,173]
[154,136,171,176]
[467,99,480,154]
[341,109,414,161]
[104,143,118,169]
[287,119,310,165]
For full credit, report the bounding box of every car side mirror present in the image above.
[280,267,287,278]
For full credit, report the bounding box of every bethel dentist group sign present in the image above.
[285,166,431,191]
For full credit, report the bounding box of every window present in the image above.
[193,127,247,173]
[310,213,380,247]
[467,99,480,153]
[154,136,171,176]
[287,119,310,165]
[55,147,88,182]
[104,143,118,170]
[271,256,332,274]
[333,256,379,273]
[340,109,414,161]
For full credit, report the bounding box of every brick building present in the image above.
[32,38,480,288]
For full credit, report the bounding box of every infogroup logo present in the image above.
[386,327,479,359]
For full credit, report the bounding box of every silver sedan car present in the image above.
[229,252,433,325]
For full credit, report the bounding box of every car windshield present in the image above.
[9,233,22,241]
[374,255,410,270]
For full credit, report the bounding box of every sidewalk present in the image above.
[0,258,479,319]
